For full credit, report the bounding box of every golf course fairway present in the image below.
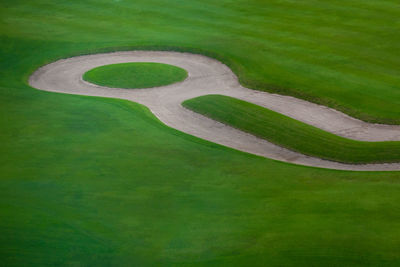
[1,0,400,266]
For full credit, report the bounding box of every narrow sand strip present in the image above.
[29,51,400,171]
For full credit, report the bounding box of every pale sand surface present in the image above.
[29,51,400,171]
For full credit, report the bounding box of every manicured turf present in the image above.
[83,62,187,89]
[183,95,400,164]
[2,91,400,266]
[1,0,400,266]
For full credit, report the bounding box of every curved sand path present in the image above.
[29,51,400,171]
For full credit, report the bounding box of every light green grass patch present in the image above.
[183,94,400,164]
[83,62,187,89]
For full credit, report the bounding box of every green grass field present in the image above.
[83,62,187,88]
[2,0,400,124]
[183,95,400,164]
[1,0,400,266]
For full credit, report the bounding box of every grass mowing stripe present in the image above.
[183,95,400,164]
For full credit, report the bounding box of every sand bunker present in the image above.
[29,51,400,171]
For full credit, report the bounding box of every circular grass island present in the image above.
[83,62,187,89]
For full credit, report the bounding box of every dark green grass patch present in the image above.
[83,62,187,89]
[183,95,400,164]
[2,89,400,266]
